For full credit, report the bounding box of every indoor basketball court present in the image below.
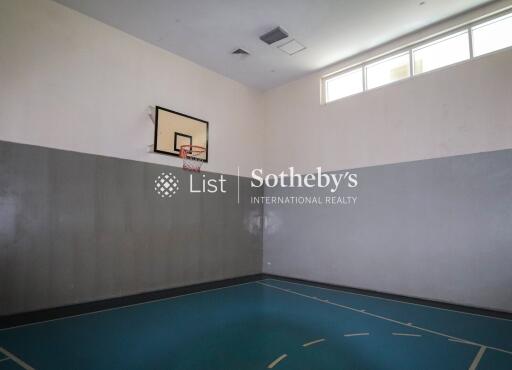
[1,0,512,369]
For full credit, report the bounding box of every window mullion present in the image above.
[409,49,414,76]
[468,26,474,59]
[362,64,367,91]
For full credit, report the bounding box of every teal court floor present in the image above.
[1,279,511,370]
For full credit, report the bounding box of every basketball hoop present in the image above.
[179,145,206,172]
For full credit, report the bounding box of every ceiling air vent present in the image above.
[232,48,250,55]
[259,27,289,45]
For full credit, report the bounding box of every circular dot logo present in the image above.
[154,172,179,198]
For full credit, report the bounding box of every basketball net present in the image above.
[179,145,206,172]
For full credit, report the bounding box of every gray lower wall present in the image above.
[0,140,263,315]
[3,139,512,315]
[263,149,512,313]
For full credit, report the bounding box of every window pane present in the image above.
[472,13,512,57]
[412,31,469,75]
[365,53,410,90]
[413,31,469,74]
[325,68,363,103]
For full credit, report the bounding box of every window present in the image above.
[365,52,410,89]
[324,68,363,103]
[413,31,470,74]
[322,9,512,104]
[472,13,512,57]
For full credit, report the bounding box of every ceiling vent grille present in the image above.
[232,48,250,55]
[260,27,289,45]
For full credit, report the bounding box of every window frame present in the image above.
[470,11,512,57]
[411,29,471,75]
[322,66,364,103]
[364,51,411,90]
[322,8,512,105]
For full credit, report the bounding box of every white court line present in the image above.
[0,347,35,370]
[0,281,258,331]
[449,338,468,344]
[258,282,512,356]
[344,333,369,337]
[262,279,512,322]
[302,338,326,347]
[392,333,422,337]
[469,346,486,370]
[448,338,480,347]
[267,354,287,368]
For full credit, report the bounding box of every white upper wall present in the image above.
[0,0,264,177]
[263,1,512,173]
[2,0,512,178]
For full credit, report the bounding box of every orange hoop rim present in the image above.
[179,144,206,159]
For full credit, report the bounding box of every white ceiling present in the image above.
[53,0,494,90]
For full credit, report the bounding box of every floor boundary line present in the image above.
[262,279,512,322]
[0,347,35,370]
[258,282,512,356]
[267,354,287,368]
[302,338,326,347]
[449,338,480,347]
[469,346,486,370]
[0,281,258,332]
